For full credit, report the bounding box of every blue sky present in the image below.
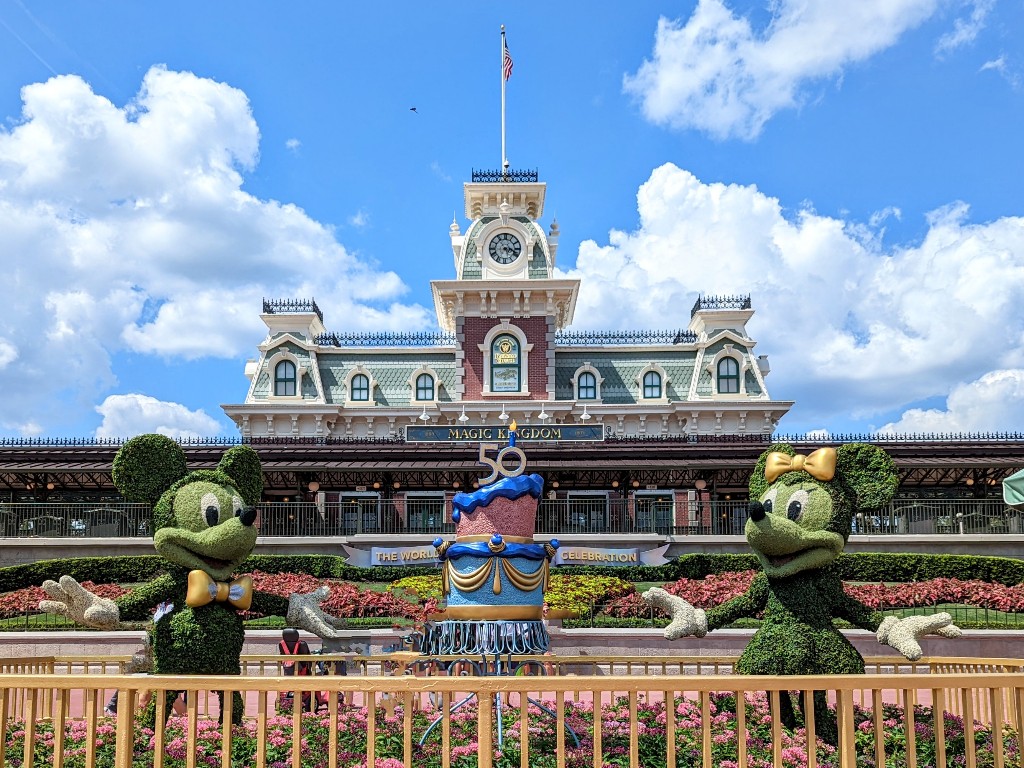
[1,1,1023,439]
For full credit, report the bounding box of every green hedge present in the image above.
[2,551,1023,595]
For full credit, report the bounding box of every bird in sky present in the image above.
[409,107,418,114]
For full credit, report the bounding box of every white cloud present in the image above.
[980,55,1021,89]
[430,161,452,183]
[623,0,942,139]
[562,163,1024,432]
[935,0,994,56]
[0,339,17,368]
[349,209,370,228]
[0,66,432,433]
[285,137,301,151]
[879,370,1024,433]
[95,394,224,439]
[869,206,902,228]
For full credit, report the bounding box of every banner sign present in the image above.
[551,545,670,567]
[406,425,604,443]
[343,545,440,568]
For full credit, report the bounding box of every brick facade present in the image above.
[460,316,551,400]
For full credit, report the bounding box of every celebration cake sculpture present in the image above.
[425,422,559,655]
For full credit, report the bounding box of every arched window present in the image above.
[350,373,370,401]
[490,334,521,393]
[415,373,435,401]
[274,360,297,397]
[717,357,740,394]
[642,371,662,399]
[578,371,597,400]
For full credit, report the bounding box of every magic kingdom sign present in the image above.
[405,424,605,443]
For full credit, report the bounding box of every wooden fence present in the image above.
[0,654,1020,768]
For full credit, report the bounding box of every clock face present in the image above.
[488,232,522,264]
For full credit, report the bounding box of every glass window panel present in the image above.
[274,361,297,397]
[717,358,740,394]
[642,371,662,399]
[351,374,370,401]
[578,372,597,400]
[416,373,435,401]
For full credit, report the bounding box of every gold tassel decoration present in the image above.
[492,559,503,594]
[499,559,547,592]
[447,560,494,594]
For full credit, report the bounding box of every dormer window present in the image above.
[350,373,370,401]
[415,373,435,401]
[274,361,297,397]
[717,357,740,394]
[642,371,662,399]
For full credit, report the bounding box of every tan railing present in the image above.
[0,655,1021,767]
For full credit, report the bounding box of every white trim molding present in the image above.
[572,362,604,403]
[344,364,377,407]
[477,320,534,397]
[636,363,670,405]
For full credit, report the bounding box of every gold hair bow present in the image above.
[764,448,837,484]
[185,571,253,611]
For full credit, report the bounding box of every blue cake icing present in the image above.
[451,473,544,521]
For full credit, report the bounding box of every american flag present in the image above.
[503,39,513,80]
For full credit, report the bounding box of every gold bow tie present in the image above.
[185,571,253,611]
[764,448,837,484]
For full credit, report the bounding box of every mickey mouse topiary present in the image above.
[643,443,961,745]
[40,434,344,726]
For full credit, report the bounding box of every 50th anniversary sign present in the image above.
[344,544,670,568]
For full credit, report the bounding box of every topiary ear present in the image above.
[749,443,796,499]
[112,434,188,504]
[835,443,898,511]
[217,446,263,506]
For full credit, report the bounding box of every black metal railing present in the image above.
[2,431,1024,448]
[315,331,457,347]
[262,298,323,323]
[471,168,539,183]
[555,329,697,346]
[690,294,752,317]
[5,498,1019,539]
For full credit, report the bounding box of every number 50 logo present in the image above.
[476,442,527,485]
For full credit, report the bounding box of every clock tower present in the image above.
[432,168,580,402]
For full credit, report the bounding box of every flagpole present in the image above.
[500,24,507,172]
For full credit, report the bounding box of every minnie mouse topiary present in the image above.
[644,443,961,744]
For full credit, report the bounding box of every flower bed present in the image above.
[5,569,1023,629]
[2,693,1017,767]
[600,572,1024,621]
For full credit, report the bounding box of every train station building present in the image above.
[0,166,1021,563]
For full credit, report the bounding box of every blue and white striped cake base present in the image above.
[422,620,549,656]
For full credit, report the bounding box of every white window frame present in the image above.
[478,321,534,397]
[636,363,669,404]
[344,365,377,406]
[572,363,603,403]
[265,350,305,401]
[708,345,747,397]
[408,366,440,404]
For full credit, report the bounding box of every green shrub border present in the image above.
[3,551,1023,595]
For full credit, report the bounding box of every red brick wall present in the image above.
[461,316,550,400]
